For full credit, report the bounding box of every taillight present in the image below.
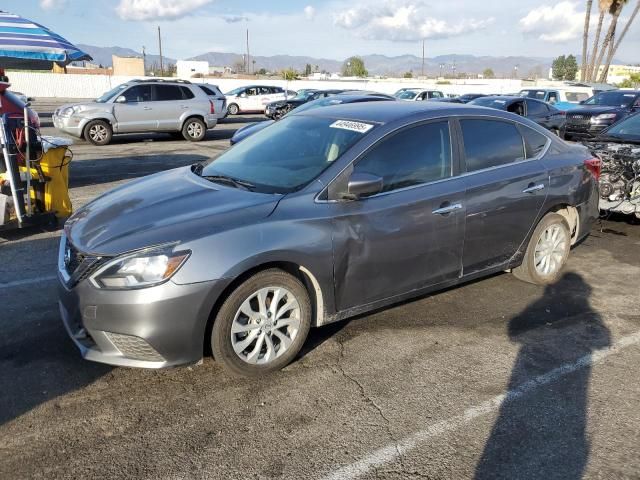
[584,157,601,180]
[209,100,215,114]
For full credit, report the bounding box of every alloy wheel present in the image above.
[230,287,301,365]
[534,224,568,276]
[187,121,203,138]
[89,124,107,142]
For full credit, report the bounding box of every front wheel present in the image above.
[84,120,112,146]
[513,213,571,285]
[212,269,311,376]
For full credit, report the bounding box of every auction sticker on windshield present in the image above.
[330,120,374,134]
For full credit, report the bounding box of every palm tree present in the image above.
[599,0,640,82]
[581,0,593,80]
[586,0,613,81]
[594,0,628,83]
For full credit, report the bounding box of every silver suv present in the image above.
[53,80,227,146]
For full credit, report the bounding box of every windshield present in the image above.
[288,96,346,115]
[470,97,508,108]
[396,90,418,100]
[226,87,245,96]
[605,113,640,137]
[584,91,638,107]
[95,84,128,103]
[519,90,547,100]
[200,116,372,193]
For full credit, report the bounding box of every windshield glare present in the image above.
[226,87,245,96]
[396,90,418,100]
[584,92,637,107]
[201,116,371,193]
[96,84,127,103]
[606,114,640,136]
[470,97,506,108]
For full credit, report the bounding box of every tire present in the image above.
[84,120,112,146]
[182,117,206,142]
[212,269,312,377]
[227,103,240,115]
[513,213,571,285]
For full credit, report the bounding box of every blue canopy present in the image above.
[0,11,92,69]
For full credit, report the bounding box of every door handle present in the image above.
[143,106,152,110]
[432,203,463,215]
[181,105,189,109]
[523,183,545,194]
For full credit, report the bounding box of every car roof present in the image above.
[296,99,483,123]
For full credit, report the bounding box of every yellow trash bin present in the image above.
[39,144,72,219]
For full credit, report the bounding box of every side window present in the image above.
[507,101,525,116]
[259,87,271,95]
[547,92,558,104]
[122,85,152,102]
[520,126,549,159]
[461,119,525,172]
[432,91,444,98]
[198,85,215,96]
[354,121,452,194]
[526,100,549,116]
[180,86,195,99]
[154,85,184,101]
[246,88,258,96]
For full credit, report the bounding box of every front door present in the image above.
[458,118,549,274]
[112,84,155,133]
[330,120,466,311]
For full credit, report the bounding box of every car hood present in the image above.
[66,167,281,256]
[569,105,624,115]
[56,101,112,115]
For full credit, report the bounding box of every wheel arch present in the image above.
[180,113,206,130]
[203,261,326,356]
[544,203,580,245]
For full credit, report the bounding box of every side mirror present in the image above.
[344,172,383,200]
[115,95,127,103]
[27,97,34,102]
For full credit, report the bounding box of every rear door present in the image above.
[458,118,549,275]
[112,84,154,132]
[330,120,466,310]
[525,99,553,129]
[152,84,189,131]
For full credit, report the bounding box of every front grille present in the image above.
[105,332,164,362]
[64,238,105,286]
[567,114,591,126]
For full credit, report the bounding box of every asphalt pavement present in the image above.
[0,103,639,479]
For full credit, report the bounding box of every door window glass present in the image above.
[354,121,452,193]
[121,85,152,102]
[520,126,549,158]
[461,119,525,172]
[154,85,183,101]
[526,100,549,116]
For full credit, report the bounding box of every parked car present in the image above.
[518,87,593,111]
[265,89,344,119]
[395,89,445,101]
[58,101,599,376]
[52,79,224,146]
[197,83,227,115]
[231,93,395,145]
[583,112,640,218]
[562,90,640,141]
[434,93,487,104]
[225,85,292,115]
[469,96,566,135]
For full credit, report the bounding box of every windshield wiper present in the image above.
[202,174,256,191]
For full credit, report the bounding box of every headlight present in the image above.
[58,106,76,117]
[90,247,190,290]
[591,113,617,122]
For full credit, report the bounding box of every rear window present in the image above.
[461,119,525,172]
[565,92,590,102]
[199,85,216,96]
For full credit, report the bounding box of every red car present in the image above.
[0,82,39,164]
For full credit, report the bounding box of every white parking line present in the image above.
[0,275,57,289]
[322,330,640,480]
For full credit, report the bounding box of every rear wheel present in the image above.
[212,269,312,376]
[513,213,571,285]
[182,118,206,142]
[227,103,239,115]
[84,120,112,146]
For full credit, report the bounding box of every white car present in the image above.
[518,87,594,111]
[225,85,292,115]
[394,89,445,101]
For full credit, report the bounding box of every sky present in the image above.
[4,0,640,62]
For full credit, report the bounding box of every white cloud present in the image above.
[116,0,214,21]
[334,2,493,42]
[304,5,316,20]
[40,0,66,10]
[519,1,584,43]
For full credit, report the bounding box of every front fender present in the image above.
[78,111,117,133]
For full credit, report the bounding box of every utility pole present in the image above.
[158,26,164,77]
[246,29,250,75]
[421,39,425,78]
[142,46,146,75]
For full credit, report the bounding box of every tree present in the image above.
[403,71,413,78]
[483,68,495,79]
[599,0,640,82]
[281,68,298,80]
[586,0,613,80]
[581,0,594,80]
[552,55,567,80]
[617,71,640,87]
[304,63,313,76]
[593,0,628,82]
[314,65,319,72]
[257,68,267,75]
[342,56,368,77]
[565,55,579,80]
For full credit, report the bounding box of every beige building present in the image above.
[578,64,640,83]
[112,55,145,76]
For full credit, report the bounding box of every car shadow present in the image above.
[219,115,269,125]
[69,153,211,188]
[474,272,611,479]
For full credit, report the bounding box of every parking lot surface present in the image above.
[1,105,640,479]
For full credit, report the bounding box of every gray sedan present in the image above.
[58,102,599,376]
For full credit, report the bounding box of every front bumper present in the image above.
[52,115,84,138]
[564,122,613,139]
[57,238,226,368]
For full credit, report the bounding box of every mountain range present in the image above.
[78,43,559,77]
